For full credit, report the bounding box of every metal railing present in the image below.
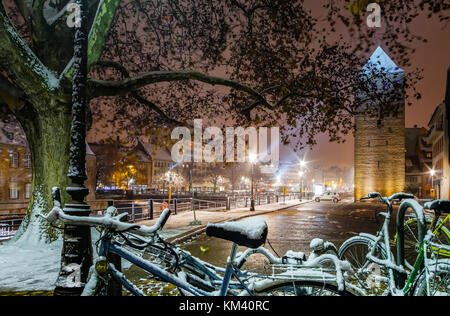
[0,193,306,239]
[0,214,25,241]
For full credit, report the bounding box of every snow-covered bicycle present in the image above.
[339,192,450,296]
[40,189,361,296]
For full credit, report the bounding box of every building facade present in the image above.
[0,121,31,208]
[426,69,450,199]
[405,127,432,198]
[0,120,96,213]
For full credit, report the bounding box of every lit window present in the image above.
[25,183,31,199]
[9,152,19,168]
[9,184,18,199]
[24,152,32,169]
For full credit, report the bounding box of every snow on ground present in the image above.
[0,228,104,292]
[0,239,62,292]
[0,226,182,292]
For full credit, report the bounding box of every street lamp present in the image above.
[430,169,436,198]
[189,161,201,226]
[249,153,257,211]
[54,0,92,296]
[298,170,304,201]
[298,160,307,201]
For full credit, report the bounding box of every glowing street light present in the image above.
[430,169,436,198]
[249,153,257,211]
[298,159,307,201]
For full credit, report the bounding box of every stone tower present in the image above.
[354,47,406,200]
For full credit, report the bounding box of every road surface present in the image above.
[179,200,384,269]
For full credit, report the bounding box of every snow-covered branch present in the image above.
[0,5,59,101]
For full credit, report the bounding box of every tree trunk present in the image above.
[11,100,72,244]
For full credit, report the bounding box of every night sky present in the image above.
[284,1,450,167]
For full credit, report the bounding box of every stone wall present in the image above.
[354,112,405,200]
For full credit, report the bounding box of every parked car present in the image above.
[314,192,341,203]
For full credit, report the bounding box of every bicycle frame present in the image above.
[96,231,352,296]
[99,236,251,296]
[42,199,355,296]
[356,198,427,295]
[99,238,217,296]
[431,214,450,257]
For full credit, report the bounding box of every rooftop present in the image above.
[361,46,404,74]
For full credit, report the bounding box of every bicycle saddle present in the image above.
[206,217,268,249]
[424,200,450,214]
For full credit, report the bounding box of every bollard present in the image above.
[131,201,135,222]
[148,199,154,220]
[174,199,178,215]
[226,197,231,210]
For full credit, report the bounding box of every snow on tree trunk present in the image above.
[10,102,72,244]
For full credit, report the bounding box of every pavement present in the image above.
[136,199,313,244]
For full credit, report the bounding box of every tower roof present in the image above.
[361,46,404,74]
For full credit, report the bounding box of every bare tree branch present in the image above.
[94,60,183,125]
[87,69,271,107]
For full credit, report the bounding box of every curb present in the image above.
[167,200,313,245]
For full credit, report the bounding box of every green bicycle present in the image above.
[399,212,450,270]
[339,193,450,296]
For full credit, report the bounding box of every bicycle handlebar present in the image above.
[39,206,171,237]
[360,192,415,203]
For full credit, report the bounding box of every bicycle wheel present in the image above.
[256,280,354,296]
[338,236,390,296]
[413,260,450,296]
[398,217,450,270]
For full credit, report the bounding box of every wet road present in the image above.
[179,200,386,269]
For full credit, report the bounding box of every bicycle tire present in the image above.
[413,259,450,296]
[255,280,354,296]
[338,236,390,296]
[396,217,450,270]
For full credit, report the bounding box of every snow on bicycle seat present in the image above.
[424,199,450,214]
[206,217,268,249]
